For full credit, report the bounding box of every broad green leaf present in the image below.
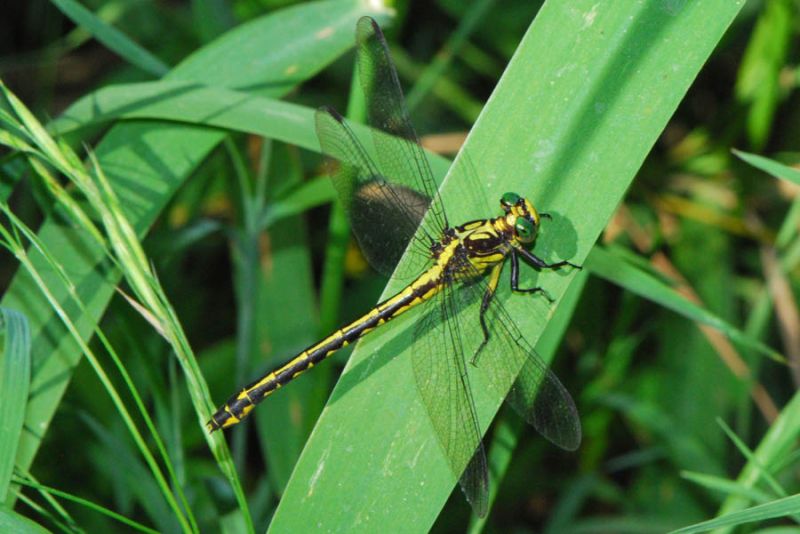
[44,82,418,176]
[270,0,746,530]
[2,0,389,488]
[50,82,322,146]
[0,505,49,534]
[0,308,31,504]
[48,82,452,181]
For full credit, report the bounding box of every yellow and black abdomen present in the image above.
[207,270,444,431]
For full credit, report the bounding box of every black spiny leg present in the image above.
[510,249,554,302]
[471,264,501,366]
[517,247,581,271]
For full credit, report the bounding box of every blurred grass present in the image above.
[0,0,799,532]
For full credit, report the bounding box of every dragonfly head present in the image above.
[500,192,540,245]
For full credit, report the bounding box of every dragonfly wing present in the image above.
[452,262,582,452]
[411,276,488,517]
[315,17,457,279]
[316,108,433,277]
[506,349,581,450]
[354,17,449,247]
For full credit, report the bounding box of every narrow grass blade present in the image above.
[675,493,800,533]
[716,391,800,531]
[13,475,159,534]
[681,471,771,504]
[733,149,800,186]
[716,417,786,498]
[50,0,170,76]
[587,246,781,361]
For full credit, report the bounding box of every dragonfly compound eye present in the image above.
[515,217,536,243]
[501,192,521,210]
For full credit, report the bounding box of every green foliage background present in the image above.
[1,0,799,532]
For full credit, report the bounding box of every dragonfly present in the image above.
[208,16,581,517]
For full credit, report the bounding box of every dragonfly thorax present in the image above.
[430,227,458,260]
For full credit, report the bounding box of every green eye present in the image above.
[515,218,535,242]
[501,192,520,207]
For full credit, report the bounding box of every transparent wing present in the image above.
[411,271,488,517]
[410,245,580,518]
[355,17,449,239]
[450,152,495,219]
[313,17,454,279]
[316,108,435,277]
[451,258,582,452]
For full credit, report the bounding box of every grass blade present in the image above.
[0,308,30,504]
[587,246,781,361]
[49,0,170,76]
[0,505,49,534]
[675,493,800,533]
[715,391,800,532]
[733,149,800,186]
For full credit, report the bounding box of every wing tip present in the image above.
[546,420,582,452]
[317,105,343,123]
[357,15,380,35]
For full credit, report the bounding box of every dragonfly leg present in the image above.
[471,263,503,366]
[511,249,554,302]
[518,247,581,271]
